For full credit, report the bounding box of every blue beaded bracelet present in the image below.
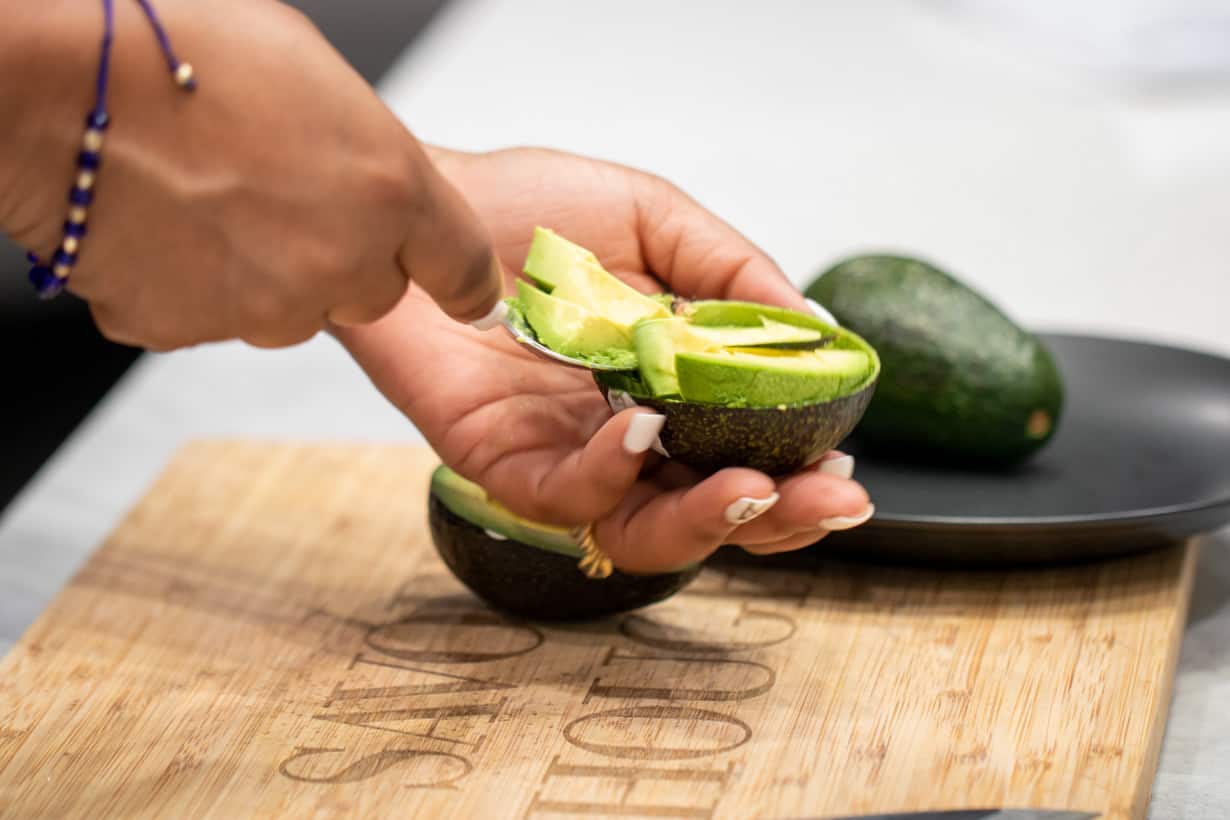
[26,0,195,300]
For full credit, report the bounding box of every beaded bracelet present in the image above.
[26,0,195,300]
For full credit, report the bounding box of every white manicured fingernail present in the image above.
[724,493,780,525]
[818,454,855,479]
[470,300,508,331]
[622,413,667,454]
[820,503,875,531]
[805,298,839,327]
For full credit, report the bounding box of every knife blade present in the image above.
[800,810,1099,820]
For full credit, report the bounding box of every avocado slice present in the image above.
[689,319,828,348]
[515,280,638,370]
[806,254,1064,464]
[678,300,826,330]
[550,260,670,334]
[676,349,871,407]
[428,465,700,620]
[522,226,669,333]
[633,318,718,397]
[523,226,594,292]
[634,317,834,398]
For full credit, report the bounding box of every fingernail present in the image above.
[622,413,667,454]
[819,503,875,531]
[724,493,780,525]
[818,454,855,479]
[470,300,508,331]
[805,298,839,327]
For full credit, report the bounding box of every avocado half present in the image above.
[511,228,881,476]
[428,465,700,620]
[593,299,878,475]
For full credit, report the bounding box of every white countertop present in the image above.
[2,0,1228,815]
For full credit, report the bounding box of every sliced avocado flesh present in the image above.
[430,465,582,558]
[680,300,830,331]
[523,226,596,292]
[514,231,880,408]
[516,280,638,370]
[550,259,670,334]
[522,225,668,333]
[633,318,719,397]
[689,318,827,348]
[634,316,834,399]
[676,349,870,407]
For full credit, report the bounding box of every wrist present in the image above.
[6,0,202,298]
[0,2,100,246]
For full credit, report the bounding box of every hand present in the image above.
[0,0,501,350]
[339,148,872,573]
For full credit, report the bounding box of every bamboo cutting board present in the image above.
[0,441,1196,820]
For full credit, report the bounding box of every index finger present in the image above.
[633,174,810,311]
[397,147,506,325]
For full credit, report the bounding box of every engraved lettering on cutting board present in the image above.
[563,706,753,760]
[524,573,804,818]
[523,756,734,820]
[364,610,544,663]
[279,564,809,820]
[279,746,472,786]
[582,647,776,703]
[278,604,542,787]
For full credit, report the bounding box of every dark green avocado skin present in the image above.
[807,254,1064,465]
[596,376,877,476]
[428,495,700,621]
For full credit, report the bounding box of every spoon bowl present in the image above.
[497,302,628,372]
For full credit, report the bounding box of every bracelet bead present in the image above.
[28,265,64,299]
[174,62,196,89]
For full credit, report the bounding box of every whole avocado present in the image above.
[806,254,1063,465]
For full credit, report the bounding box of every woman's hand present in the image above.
[338,148,872,573]
[0,0,502,350]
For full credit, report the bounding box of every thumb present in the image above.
[396,156,505,326]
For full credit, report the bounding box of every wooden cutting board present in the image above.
[0,441,1196,820]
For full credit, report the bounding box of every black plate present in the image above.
[822,333,1230,566]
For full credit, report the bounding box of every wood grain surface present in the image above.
[0,441,1196,819]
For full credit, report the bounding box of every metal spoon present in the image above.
[502,314,627,371]
[484,300,627,372]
